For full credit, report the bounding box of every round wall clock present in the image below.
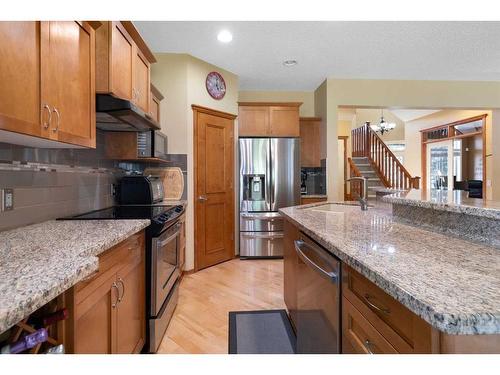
[206,71,226,100]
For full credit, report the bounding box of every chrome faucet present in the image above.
[346,176,369,211]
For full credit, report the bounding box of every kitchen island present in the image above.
[280,195,500,353]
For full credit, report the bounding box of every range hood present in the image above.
[96,94,160,132]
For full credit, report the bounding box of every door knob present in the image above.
[198,195,208,202]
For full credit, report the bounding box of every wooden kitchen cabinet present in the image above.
[0,21,97,148]
[300,196,327,205]
[283,219,300,329]
[238,102,301,137]
[149,84,164,124]
[96,21,155,114]
[66,231,146,354]
[300,117,322,167]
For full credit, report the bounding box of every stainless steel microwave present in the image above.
[137,131,168,159]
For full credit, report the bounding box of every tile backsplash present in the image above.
[0,131,187,231]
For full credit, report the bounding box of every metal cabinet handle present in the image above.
[241,232,284,239]
[198,195,208,202]
[111,282,119,308]
[117,278,125,302]
[52,107,60,133]
[294,240,338,283]
[364,294,391,314]
[41,104,51,129]
[364,339,375,354]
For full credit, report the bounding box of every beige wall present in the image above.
[404,109,493,199]
[238,90,315,117]
[152,53,239,271]
[354,108,405,142]
[324,79,500,201]
[314,81,328,160]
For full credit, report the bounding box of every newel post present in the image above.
[412,177,421,189]
[365,122,371,158]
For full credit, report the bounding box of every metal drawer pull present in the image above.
[241,233,284,239]
[111,282,119,308]
[52,107,60,133]
[117,278,125,302]
[41,104,51,129]
[294,240,338,283]
[364,339,375,354]
[364,294,391,314]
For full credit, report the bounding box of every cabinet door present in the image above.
[269,106,300,137]
[73,274,118,354]
[238,106,270,136]
[42,21,95,147]
[116,250,145,353]
[150,94,160,123]
[110,22,134,101]
[283,220,300,329]
[133,47,150,113]
[300,119,321,167]
[0,22,42,137]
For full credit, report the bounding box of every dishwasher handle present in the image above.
[294,240,339,283]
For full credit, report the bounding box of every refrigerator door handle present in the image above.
[266,139,273,211]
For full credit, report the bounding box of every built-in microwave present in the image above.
[137,131,168,159]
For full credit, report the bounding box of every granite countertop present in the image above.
[0,219,150,333]
[383,189,500,220]
[279,201,500,335]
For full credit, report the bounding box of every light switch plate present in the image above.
[1,188,14,211]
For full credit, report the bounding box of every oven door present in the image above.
[151,221,181,316]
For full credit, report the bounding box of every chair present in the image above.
[467,180,483,199]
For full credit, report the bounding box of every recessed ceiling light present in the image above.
[283,59,298,67]
[217,30,233,43]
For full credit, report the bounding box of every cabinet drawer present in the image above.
[75,231,144,304]
[342,297,397,354]
[342,264,433,353]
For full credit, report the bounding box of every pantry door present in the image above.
[193,105,236,271]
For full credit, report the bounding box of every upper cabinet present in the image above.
[95,21,155,114]
[0,21,97,148]
[300,117,322,167]
[238,102,301,137]
[149,84,164,124]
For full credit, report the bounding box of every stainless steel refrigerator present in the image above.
[239,138,300,258]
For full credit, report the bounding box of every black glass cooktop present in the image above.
[60,205,180,221]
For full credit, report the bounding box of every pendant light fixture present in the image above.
[370,109,396,135]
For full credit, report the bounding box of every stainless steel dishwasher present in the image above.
[294,232,341,353]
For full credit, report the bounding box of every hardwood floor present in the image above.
[156,258,285,354]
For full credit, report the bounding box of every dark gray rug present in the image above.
[228,309,296,354]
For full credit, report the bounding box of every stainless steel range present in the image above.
[59,175,185,353]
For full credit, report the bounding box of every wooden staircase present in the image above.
[348,123,420,199]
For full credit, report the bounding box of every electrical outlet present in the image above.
[1,188,14,211]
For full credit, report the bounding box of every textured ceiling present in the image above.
[135,21,500,91]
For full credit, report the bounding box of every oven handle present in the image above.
[157,223,181,248]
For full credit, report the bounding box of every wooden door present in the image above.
[269,105,300,137]
[300,117,321,167]
[133,47,150,113]
[0,22,42,137]
[116,253,145,354]
[238,105,270,136]
[194,105,236,270]
[73,274,117,354]
[110,22,134,101]
[43,21,95,147]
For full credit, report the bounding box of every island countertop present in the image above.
[383,189,500,220]
[0,219,150,334]
[279,201,500,335]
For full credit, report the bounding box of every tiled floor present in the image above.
[156,258,285,354]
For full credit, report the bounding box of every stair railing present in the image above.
[351,123,420,190]
[347,157,363,199]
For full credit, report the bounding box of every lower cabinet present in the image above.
[65,231,145,354]
[300,197,327,205]
[283,219,300,329]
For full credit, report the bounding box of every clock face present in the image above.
[206,71,226,100]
